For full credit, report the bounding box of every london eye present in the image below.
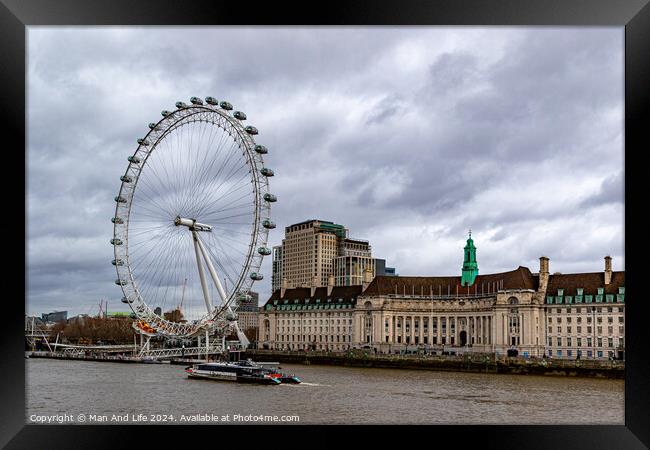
[111,96,276,341]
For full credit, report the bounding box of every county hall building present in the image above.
[258,233,625,360]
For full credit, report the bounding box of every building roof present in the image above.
[362,266,538,296]
[546,271,625,296]
[264,285,363,306]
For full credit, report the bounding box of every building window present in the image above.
[577,338,582,347]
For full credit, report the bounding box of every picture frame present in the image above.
[3,0,648,447]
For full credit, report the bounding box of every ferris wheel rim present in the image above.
[111,100,272,337]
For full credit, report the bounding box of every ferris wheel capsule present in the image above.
[110,238,123,245]
[244,126,258,135]
[111,217,124,224]
[233,111,247,120]
[262,219,276,229]
[260,168,274,177]
[254,145,268,154]
[190,97,204,105]
[205,96,218,105]
[264,193,277,202]
[219,101,233,110]
[121,296,133,304]
[257,247,272,255]
[148,123,159,130]
[161,110,172,117]
[128,155,141,164]
[137,138,150,146]
[112,259,124,266]
[115,196,127,203]
[120,175,133,183]
[250,272,264,281]
[175,101,187,108]
[115,279,127,286]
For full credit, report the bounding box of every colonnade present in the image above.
[362,313,493,347]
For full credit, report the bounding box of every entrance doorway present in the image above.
[459,330,467,347]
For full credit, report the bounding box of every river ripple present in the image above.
[26,359,623,425]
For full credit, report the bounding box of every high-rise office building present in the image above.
[272,219,393,289]
[272,246,283,292]
[277,219,347,288]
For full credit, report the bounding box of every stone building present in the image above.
[543,256,625,360]
[259,283,360,351]
[259,234,624,360]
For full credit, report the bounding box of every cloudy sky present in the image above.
[27,27,624,317]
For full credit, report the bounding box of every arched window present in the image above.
[508,297,519,305]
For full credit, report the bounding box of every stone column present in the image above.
[419,316,424,344]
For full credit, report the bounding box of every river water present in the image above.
[26,359,623,425]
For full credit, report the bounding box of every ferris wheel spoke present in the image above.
[191,122,232,198]
[201,201,256,220]
[201,172,253,212]
[192,144,244,217]
[136,176,181,219]
[198,151,248,208]
[201,190,255,221]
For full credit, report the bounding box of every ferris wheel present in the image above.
[110,96,276,340]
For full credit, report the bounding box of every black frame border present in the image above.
[3,0,649,448]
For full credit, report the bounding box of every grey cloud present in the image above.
[580,171,624,207]
[27,27,623,316]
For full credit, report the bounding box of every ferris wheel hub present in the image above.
[174,216,212,232]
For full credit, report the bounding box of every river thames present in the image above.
[26,359,623,425]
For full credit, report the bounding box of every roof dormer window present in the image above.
[557,289,564,296]
[577,288,584,296]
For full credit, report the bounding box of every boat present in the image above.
[185,359,301,385]
[240,359,302,384]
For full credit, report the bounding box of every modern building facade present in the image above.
[259,234,624,360]
[375,259,397,277]
[333,238,375,286]
[271,246,283,293]
[276,219,346,288]
[272,219,392,289]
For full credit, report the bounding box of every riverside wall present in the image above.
[242,350,624,379]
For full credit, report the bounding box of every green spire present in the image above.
[461,229,478,287]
